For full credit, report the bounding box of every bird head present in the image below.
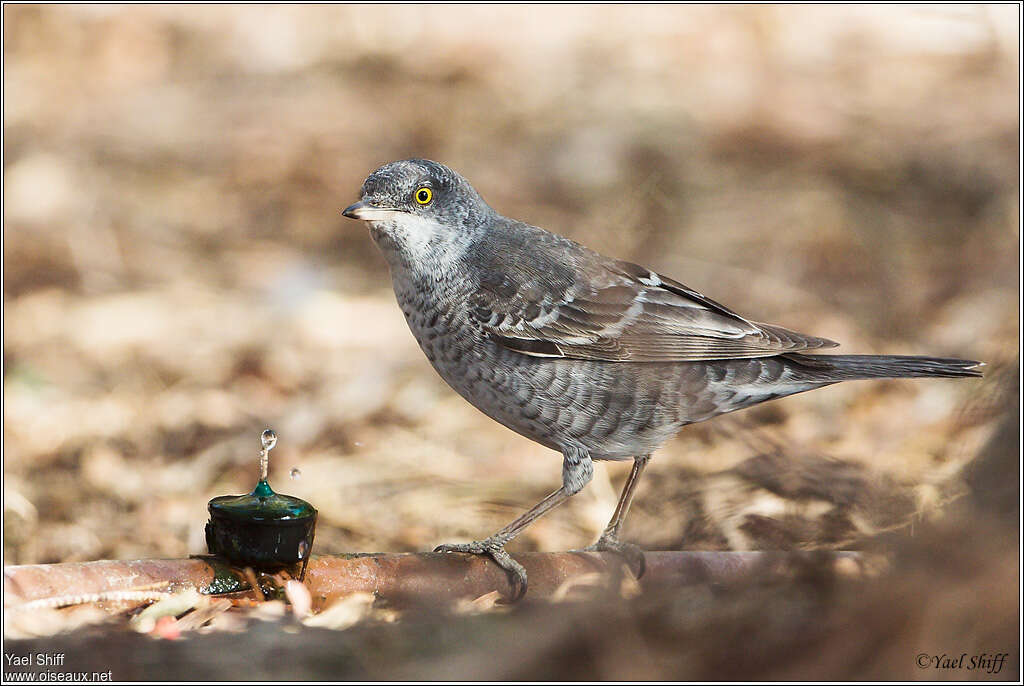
[343,159,493,262]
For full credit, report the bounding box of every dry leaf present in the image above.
[302,592,376,631]
[453,590,505,615]
[284,580,313,619]
[550,573,605,603]
[4,605,112,639]
[130,589,202,634]
[250,600,287,622]
[175,598,234,633]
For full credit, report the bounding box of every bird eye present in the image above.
[414,187,433,205]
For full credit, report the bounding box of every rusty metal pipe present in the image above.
[5,551,861,610]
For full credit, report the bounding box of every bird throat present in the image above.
[368,214,468,275]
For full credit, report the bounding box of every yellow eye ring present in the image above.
[414,187,433,205]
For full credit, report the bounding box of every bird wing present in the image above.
[468,226,837,362]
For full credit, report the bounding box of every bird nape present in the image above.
[342,158,983,601]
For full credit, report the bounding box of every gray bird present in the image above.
[342,158,982,599]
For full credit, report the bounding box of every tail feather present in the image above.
[784,353,984,380]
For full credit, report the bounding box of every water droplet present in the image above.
[261,429,278,452]
[290,468,301,480]
[354,441,363,447]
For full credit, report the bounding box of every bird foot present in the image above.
[583,535,647,579]
[434,537,527,602]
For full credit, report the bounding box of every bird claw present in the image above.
[584,535,647,579]
[434,537,528,602]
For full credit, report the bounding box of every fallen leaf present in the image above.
[130,589,202,634]
[302,592,375,631]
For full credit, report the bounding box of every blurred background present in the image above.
[2,4,1019,677]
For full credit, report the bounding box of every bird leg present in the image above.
[435,448,593,601]
[584,454,651,578]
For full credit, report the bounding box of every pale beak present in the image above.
[342,200,401,220]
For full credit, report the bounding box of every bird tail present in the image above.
[783,353,984,381]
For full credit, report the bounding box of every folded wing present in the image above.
[469,240,837,362]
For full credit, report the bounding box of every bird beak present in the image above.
[342,200,399,220]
